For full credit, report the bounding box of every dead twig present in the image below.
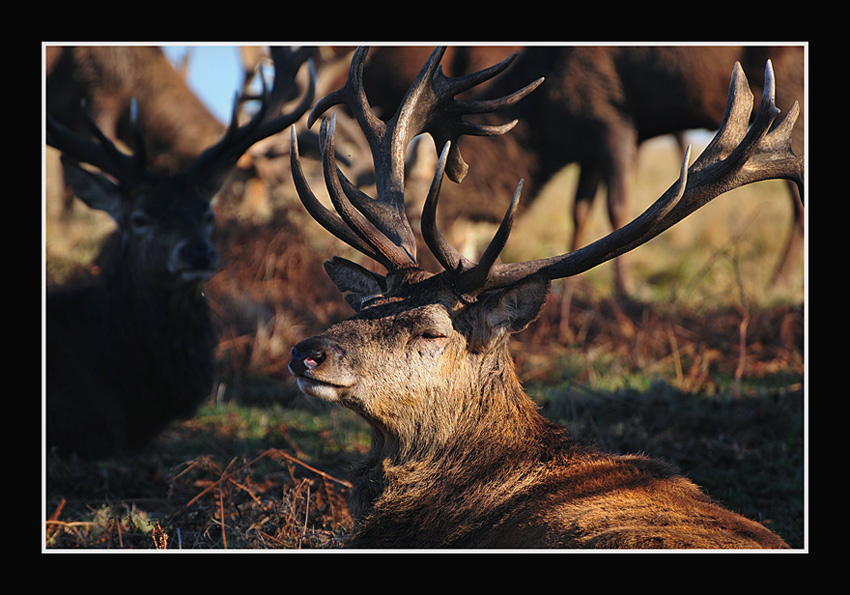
[185,448,352,510]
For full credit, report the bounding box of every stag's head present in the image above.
[48,47,316,289]
[289,256,550,447]
[288,46,802,450]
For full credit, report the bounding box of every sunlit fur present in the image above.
[290,268,788,549]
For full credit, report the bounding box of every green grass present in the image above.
[44,133,805,550]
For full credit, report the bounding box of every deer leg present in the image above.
[570,165,602,253]
[560,165,602,342]
[604,125,638,296]
[770,181,804,287]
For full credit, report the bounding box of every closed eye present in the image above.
[418,330,447,340]
[407,330,450,356]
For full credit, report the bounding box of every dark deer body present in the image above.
[46,178,219,458]
[288,47,800,548]
[46,48,315,459]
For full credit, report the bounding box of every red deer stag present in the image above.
[349,45,804,292]
[287,46,800,549]
[46,47,316,459]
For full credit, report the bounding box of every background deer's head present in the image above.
[48,47,315,290]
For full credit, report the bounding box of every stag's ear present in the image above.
[481,275,550,337]
[60,156,124,221]
[324,257,387,312]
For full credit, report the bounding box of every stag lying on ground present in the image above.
[46,47,315,460]
[287,47,800,548]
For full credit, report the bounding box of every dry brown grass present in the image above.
[43,131,805,550]
[46,444,355,549]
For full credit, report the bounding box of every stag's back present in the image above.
[344,399,788,549]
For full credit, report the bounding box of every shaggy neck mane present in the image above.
[350,333,576,523]
[101,237,212,333]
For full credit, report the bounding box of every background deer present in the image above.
[45,47,315,459]
[46,46,227,177]
[287,46,800,548]
[339,45,804,294]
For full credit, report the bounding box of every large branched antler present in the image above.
[425,59,803,300]
[47,46,316,190]
[187,46,316,183]
[46,99,148,189]
[290,46,543,274]
[292,49,801,304]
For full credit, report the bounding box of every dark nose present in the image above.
[181,241,217,270]
[289,338,333,376]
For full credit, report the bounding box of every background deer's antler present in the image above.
[48,46,316,191]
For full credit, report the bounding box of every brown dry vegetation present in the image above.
[43,134,805,551]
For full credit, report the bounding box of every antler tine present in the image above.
[188,46,316,180]
[458,178,524,293]
[46,104,145,187]
[306,46,385,137]
[301,47,445,271]
[393,48,544,184]
[630,60,802,236]
[420,141,475,274]
[289,126,384,264]
[320,116,417,270]
[442,59,801,299]
[421,140,524,294]
[299,46,545,276]
[692,60,803,193]
[429,59,545,183]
